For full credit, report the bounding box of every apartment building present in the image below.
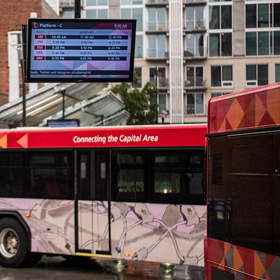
[59,0,280,124]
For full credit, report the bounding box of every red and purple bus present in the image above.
[205,83,280,280]
[0,124,207,268]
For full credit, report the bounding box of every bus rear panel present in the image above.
[206,83,280,280]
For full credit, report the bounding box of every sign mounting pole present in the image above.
[75,0,81,19]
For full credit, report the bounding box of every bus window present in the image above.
[155,172,181,194]
[111,151,146,202]
[151,150,205,204]
[77,152,91,200]
[29,151,73,199]
[0,152,24,197]
[95,151,109,201]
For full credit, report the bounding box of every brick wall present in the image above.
[0,0,58,105]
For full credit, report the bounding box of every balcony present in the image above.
[60,0,74,8]
[149,77,169,89]
[146,21,169,32]
[183,19,206,31]
[185,104,207,115]
[183,0,206,4]
[184,46,207,59]
[146,0,168,6]
[146,48,169,60]
[184,76,207,90]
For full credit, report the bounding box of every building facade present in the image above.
[0,0,59,106]
[60,0,280,124]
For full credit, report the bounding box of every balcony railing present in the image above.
[185,104,207,115]
[60,0,74,7]
[147,21,169,31]
[185,76,207,88]
[146,0,168,3]
[147,48,169,58]
[184,0,206,3]
[184,19,206,30]
[149,77,169,88]
[184,46,207,58]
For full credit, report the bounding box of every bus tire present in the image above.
[21,251,43,267]
[0,217,28,268]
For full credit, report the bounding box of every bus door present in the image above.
[75,150,111,256]
[272,131,280,255]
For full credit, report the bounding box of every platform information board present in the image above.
[26,19,136,83]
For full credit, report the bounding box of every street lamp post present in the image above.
[154,66,158,124]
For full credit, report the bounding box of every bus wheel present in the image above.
[0,218,28,268]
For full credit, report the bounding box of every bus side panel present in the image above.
[206,238,280,280]
[0,198,75,255]
[0,198,206,265]
[110,202,206,265]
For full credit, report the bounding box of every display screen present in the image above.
[47,120,80,127]
[26,18,136,83]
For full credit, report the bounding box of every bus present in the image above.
[0,124,207,268]
[205,83,280,280]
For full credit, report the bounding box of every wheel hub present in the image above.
[0,228,19,258]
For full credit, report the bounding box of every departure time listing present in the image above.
[33,34,129,62]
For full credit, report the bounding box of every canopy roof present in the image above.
[0,83,129,127]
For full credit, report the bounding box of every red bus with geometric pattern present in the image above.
[205,83,280,280]
[0,124,207,268]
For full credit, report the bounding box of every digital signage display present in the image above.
[26,18,136,83]
[47,119,80,127]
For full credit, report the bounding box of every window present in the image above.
[274,4,280,27]
[86,9,108,18]
[186,66,204,87]
[246,64,268,86]
[246,32,269,56]
[185,6,204,30]
[121,0,142,5]
[275,31,280,55]
[209,33,232,56]
[132,67,142,88]
[211,65,233,87]
[64,10,74,18]
[246,31,280,56]
[86,0,96,5]
[111,151,146,202]
[151,150,205,204]
[209,0,231,2]
[85,0,108,5]
[29,152,73,199]
[209,5,232,29]
[186,93,204,115]
[149,67,166,87]
[185,33,204,57]
[246,3,280,28]
[0,153,24,198]
[121,8,143,31]
[148,8,166,31]
[246,4,269,28]
[211,92,231,98]
[148,35,166,58]
[276,64,280,82]
[135,35,143,58]
[158,94,167,112]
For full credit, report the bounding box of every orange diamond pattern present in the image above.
[209,83,280,134]
[207,239,280,279]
